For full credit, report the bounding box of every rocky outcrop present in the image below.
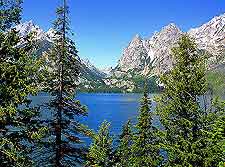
[100,67,113,76]
[114,23,182,75]
[117,34,148,72]
[80,59,106,78]
[14,21,107,89]
[145,23,182,74]
[15,20,54,43]
[188,13,225,66]
[14,13,225,93]
[113,13,225,76]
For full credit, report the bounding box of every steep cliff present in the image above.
[113,13,225,76]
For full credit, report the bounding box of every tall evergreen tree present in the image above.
[114,120,133,167]
[86,121,113,167]
[0,0,22,31]
[37,0,89,166]
[156,35,224,166]
[130,84,162,167]
[0,1,46,166]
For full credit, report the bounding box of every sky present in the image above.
[22,0,225,69]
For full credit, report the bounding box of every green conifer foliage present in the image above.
[156,35,224,166]
[115,120,133,167]
[0,0,22,31]
[86,121,113,167]
[0,1,45,166]
[38,0,89,166]
[130,85,162,167]
[205,98,225,166]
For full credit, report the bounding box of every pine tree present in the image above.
[130,84,162,167]
[114,120,133,167]
[36,0,89,166]
[156,35,224,166]
[205,98,225,166]
[86,121,113,167]
[0,1,46,166]
[0,0,22,31]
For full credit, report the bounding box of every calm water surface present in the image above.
[77,93,158,135]
[33,93,158,133]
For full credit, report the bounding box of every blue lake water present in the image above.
[32,93,158,137]
[32,92,212,145]
[77,93,159,135]
[77,93,142,134]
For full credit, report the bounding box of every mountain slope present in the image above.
[117,34,148,72]
[113,13,225,76]
[14,21,107,90]
[14,13,225,93]
[188,13,225,67]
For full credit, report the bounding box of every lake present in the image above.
[77,93,159,136]
[32,92,211,140]
[29,92,162,165]
[30,92,213,165]
[32,93,159,141]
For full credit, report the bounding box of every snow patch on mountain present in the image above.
[114,13,225,75]
[14,20,106,85]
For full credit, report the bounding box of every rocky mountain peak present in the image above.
[151,23,182,42]
[80,58,106,78]
[113,13,224,76]
[15,21,59,44]
[127,34,143,48]
[146,23,182,74]
[115,23,183,74]
[117,34,148,72]
[46,28,56,40]
[14,21,106,88]
[189,13,225,36]
[15,20,41,36]
[188,13,225,57]
[162,23,180,32]
[132,34,142,41]
[100,67,113,76]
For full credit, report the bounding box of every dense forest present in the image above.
[0,0,225,167]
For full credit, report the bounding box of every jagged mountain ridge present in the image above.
[113,13,225,75]
[14,13,225,92]
[188,14,225,67]
[14,21,106,89]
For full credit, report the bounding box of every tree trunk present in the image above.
[55,0,66,166]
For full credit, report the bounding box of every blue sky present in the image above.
[22,0,225,69]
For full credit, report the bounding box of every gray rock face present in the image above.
[80,58,106,78]
[14,21,106,87]
[146,23,183,74]
[117,34,148,72]
[13,13,225,92]
[114,13,225,75]
[188,13,225,52]
[188,13,225,66]
[15,20,52,42]
[116,23,182,75]
[100,67,113,76]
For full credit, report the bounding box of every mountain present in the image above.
[113,13,225,76]
[14,13,225,93]
[116,23,183,75]
[80,59,106,78]
[14,20,107,90]
[188,14,225,67]
[117,34,148,72]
